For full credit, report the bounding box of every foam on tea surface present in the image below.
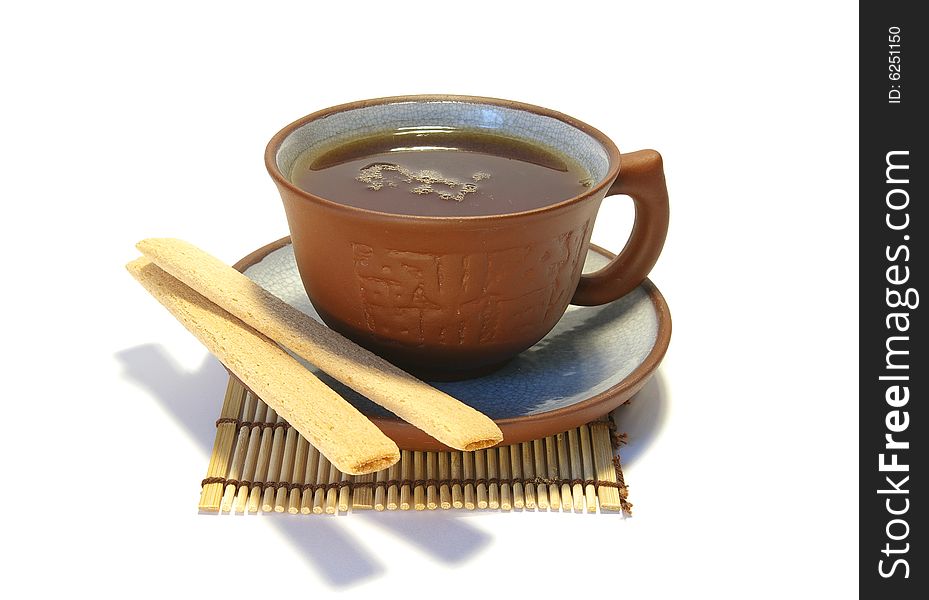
[355,163,481,202]
[289,128,593,217]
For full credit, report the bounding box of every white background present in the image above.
[1,1,858,597]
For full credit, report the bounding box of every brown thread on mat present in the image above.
[202,475,623,492]
[215,417,294,431]
[221,480,359,493]
[612,456,633,513]
[608,414,633,515]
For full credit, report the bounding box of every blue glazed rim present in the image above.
[265,94,623,225]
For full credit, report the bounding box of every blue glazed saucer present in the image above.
[235,238,671,450]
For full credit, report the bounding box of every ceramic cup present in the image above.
[266,95,669,380]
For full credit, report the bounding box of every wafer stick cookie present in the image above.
[136,238,503,451]
[127,257,399,475]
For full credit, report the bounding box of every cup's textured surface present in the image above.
[279,201,603,376]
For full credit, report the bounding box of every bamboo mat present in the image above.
[200,377,632,515]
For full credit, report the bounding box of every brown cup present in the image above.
[266,95,669,380]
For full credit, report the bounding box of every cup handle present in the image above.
[571,149,670,306]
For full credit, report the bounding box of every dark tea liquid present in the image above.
[289,128,592,217]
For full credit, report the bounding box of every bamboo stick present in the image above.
[261,415,286,512]
[311,451,329,514]
[578,426,597,513]
[287,436,309,514]
[324,460,340,514]
[200,426,237,511]
[521,442,536,509]
[463,450,476,510]
[220,423,250,513]
[567,429,586,512]
[426,452,438,510]
[300,444,319,514]
[450,451,464,509]
[486,448,500,509]
[386,460,401,510]
[337,470,351,512]
[235,398,266,513]
[498,446,512,511]
[413,452,426,510]
[248,406,277,513]
[399,450,413,510]
[532,439,548,509]
[198,378,245,511]
[373,468,388,511]
[545,436,561,510]
[438,451,451,509]
[508,444,524,509]
[353,471,374,510]
[475,450,488,509]
[221,387,256,513]
[275,426,298,512]
[556,432,573,511]
[591,421,621,511]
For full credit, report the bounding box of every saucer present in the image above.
[234,237,671,450]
